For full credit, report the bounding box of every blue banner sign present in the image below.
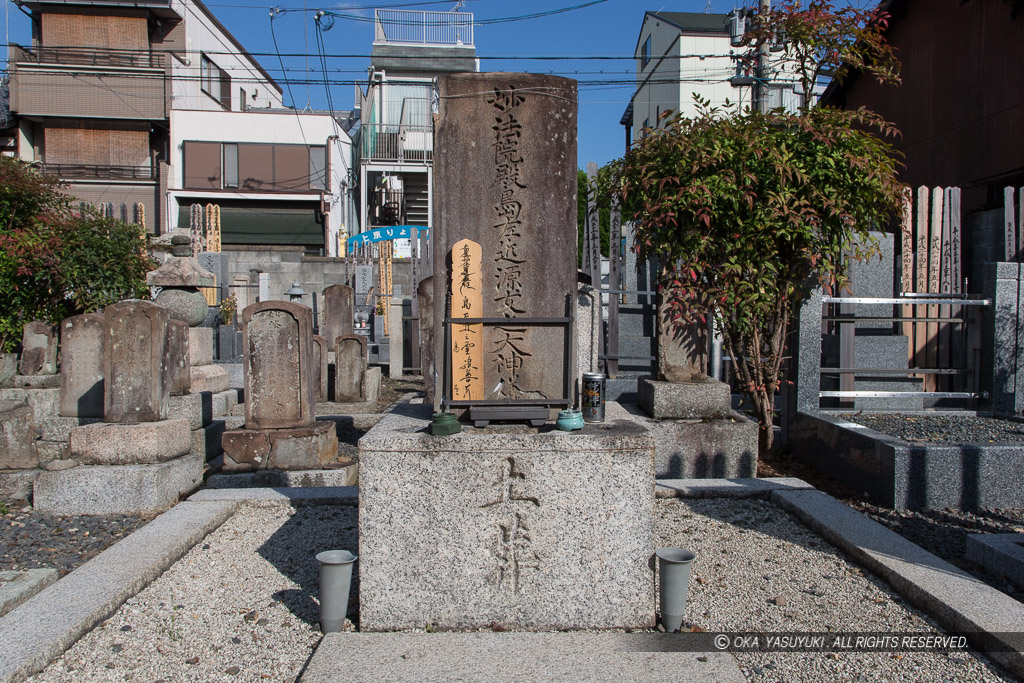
[346,225,429,248]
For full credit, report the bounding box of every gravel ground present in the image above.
[659,498,1011,682]
[842,413,1024,443]
[23,498,1013,682]
[1,505,154,577]
[30,504,358,683]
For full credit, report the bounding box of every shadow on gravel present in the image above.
[255,506,360,627]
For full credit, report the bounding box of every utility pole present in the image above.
[756,0,771,113]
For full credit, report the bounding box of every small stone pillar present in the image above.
[15,322,60,389]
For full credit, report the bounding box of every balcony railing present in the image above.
[374,10,474,47]
[42,163,157,181]
[359,123,433,165]
[11,44,165,69]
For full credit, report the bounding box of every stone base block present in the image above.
[36,441,68,464]
[189,365,230,394]
[0,568,59,618]
[38,416,103,442]
[1,400,38,469]
[315,400,378,416]
[169,392,210,430]
[0,469,39,501]
[638,378,730,419]
[206,465,357,488]
[188,327,214,366]
[69,418,190,465]
[211,389,239,418]
[33,452,203,515]
[647,410,758,478]
[191,420,226,459]
[223,363,243,389]
[222,421,337,472]
[14,374,59,389]
[357,403,655,631]
[0,388,59,423]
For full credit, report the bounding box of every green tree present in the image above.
[614,0,903,453]
[0,157,153,351]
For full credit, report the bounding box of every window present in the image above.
[223,143,238,188]
[239,88,247,111]
[309,146,326,191]
[641,35,651,69]
[200,54,232,109]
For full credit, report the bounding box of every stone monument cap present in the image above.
[147,257,216,288]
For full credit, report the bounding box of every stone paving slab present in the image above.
[0,569,58,618]
[188,486,358,505]
[656,477,814,498]
[299,632,744,683]
[772,488,1024,679]
[0,499,237,683]
[205,466,358,488]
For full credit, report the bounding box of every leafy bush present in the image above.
[0,157,153,351]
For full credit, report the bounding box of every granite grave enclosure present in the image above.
[430,73,578,419]
[360,74,656,631]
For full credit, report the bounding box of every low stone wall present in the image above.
[789,410,1024,510]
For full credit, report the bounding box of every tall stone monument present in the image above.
[322,284,355,355]
[431,73,577,421]
[361,74,655,632]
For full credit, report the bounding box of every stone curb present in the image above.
[0,499,239,683]
[772,488,1024,678]
[0,569,58,619]
[655,477,814,498]
[188,486,359,505]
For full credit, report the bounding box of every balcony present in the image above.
[374,9,474,47]
[359,123,433,165]
[9,44,168,121]
[41,163,157,181]
[11,44,165,69]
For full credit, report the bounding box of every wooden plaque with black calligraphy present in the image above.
[450,238,484,401]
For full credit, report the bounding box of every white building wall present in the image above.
[171,0,284,112]
[166,109,351,249]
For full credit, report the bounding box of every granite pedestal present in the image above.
[358,403,655,631]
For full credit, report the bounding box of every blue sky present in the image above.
[2,0,745,167]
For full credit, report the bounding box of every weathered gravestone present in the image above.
[418,276,435,405]
[322,284,355,355]
[221,301,337,472]
[103,300,171,423]
[242,301,315,429]
[59,313,105,418]
[312,335,328,403]
[333,334,367,403]
[165,319,191,397]
[431,73,577,416]
[20,322,57,376]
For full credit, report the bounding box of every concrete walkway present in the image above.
[300,632,744,682]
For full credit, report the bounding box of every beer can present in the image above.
[581,372,606,423]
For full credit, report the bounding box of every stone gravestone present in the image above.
[355,266,373,297]
[312,335,328,403]
[165,319,191,397]
[432,73,578,413]
[656,302,707,383]
[59,313,106,418]
[418,275,435,405]
[104,300,170,423]
[322,284,355,355]
[20,322,57,376]
[242,301,315,429]
[334,334,367,403]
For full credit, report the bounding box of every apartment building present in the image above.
[8,0,350,254]
[353,9,477,258]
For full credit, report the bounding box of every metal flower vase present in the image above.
[655,547,696,632]
[316,549,358,633]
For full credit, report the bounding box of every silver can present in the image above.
[581,372,606,423]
